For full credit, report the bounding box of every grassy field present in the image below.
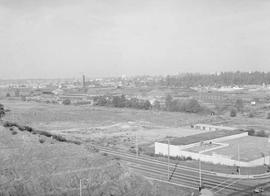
[1,99,220,149]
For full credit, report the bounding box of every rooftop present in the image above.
[194,124,237,131]
[159,129,244,146]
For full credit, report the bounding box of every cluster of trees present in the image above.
[165,95,203,113]
[161,72,270,87]
[0,104,5,120]
[94,95,152,110]
[94,94,204,113]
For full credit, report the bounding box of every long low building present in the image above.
[192,124,237,131]
[155,129,270,167]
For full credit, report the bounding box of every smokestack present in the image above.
[82,75,86,88]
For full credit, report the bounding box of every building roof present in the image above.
[194,124,237,131]
[159,129,244,146]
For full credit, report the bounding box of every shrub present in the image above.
[17,125,26,131]
[230,109,237,117]
[11,131,17,135]
[68,140,81,145]
[35,130,53,137]
[53,135,67,142]
[3,121,10,127]
[247,129,255,136]
[24,126,33,132]
[146,152,155,157]
[267,113,270,119]
[39,138,45,143]
[62,99,71,105]
[257,130,267,137]
[186,157,192,161]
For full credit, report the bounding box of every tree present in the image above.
[6,93,10,97]
[130,98,140,108]
[0,104,5,119]
[230,109,237,117]
[165,94,173,111]
[153,100,161,110]
[112,95,126,108]
[183,99,201,113]
[235,99,244,112]
[143,100,152,110]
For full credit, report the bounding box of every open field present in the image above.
[221,116,270,134]
[1,99,220,149]
[0,99,199,196]
[1,98,270,193]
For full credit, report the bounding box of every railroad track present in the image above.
[92,145,251,195]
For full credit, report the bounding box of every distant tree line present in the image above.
[160,72,270,87]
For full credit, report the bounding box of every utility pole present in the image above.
[238,144,240,175]
[269,152,270,166]
[167,138,170,181]
[79,178,89,196]
[199,152,202,191]
[136,132,138,159]
[79,179,82,196]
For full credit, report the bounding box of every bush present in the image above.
[35,130,53,137]
[39,138,45,143]
[267,113,270,119]
[247,128,255,136]
[53,135,67,142]
[17,125,26,131]
[11,131,17,135]
[3,121,17,127]
[62,99,71,105]
[257,130,267,137]
[186,157,192,161]
[24,126,33,132]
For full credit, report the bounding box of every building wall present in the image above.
[155,142,180,157]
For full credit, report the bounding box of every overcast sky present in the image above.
[0,0,270,79]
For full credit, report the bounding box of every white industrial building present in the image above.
[155,127,270,167]
[192,124,237,131]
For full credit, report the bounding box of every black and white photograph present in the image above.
[0,0,270,195]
